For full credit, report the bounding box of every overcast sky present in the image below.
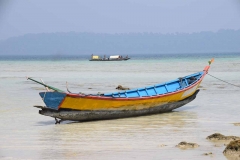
[0,0,240,40]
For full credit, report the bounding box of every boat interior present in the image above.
[103,71,204,98]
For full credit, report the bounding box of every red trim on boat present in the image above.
[204,65,210,72]
[65,67,208,101]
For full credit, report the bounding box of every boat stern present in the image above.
[39,92,66,110]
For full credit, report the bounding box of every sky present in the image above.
[0,0,240,40]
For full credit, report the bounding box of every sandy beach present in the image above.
[0,53,240,159]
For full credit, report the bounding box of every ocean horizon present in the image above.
[0,52,240,61]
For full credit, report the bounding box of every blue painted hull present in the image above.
[38,71,204,111]
[104,71,204,98]
[39,92,66,110]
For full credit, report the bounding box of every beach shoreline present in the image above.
[1,53,240,159]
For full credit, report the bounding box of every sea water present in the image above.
[0,53,240,159]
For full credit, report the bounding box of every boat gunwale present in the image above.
[64,66,209,101]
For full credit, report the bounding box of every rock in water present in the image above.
[203,152,213,156]
[206,133,240,141]
[223,140,240,157]
[116,85,130,90]
[176,141,199,149]
[233,123,240,126]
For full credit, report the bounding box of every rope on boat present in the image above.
[42,92,47,101]
[66,82,72,93]
[207,73,240,88]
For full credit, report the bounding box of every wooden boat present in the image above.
[89,55,130,61]
[28,59,213,123]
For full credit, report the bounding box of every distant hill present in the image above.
[0,30,240,55]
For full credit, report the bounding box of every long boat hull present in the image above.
[30,64,212,122]
[38,89,199,121]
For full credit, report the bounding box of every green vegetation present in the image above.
[0,30,239,55]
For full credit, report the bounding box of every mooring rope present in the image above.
[207,73,240,88]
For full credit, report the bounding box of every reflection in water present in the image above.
[1,55,240,159]
[38,111,197,159]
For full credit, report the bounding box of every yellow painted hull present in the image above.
[39,89,200,122]
[35,64,212,122]
[60,80,201,111]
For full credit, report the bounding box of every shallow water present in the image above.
[0,53,240,159]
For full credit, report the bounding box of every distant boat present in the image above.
[89,55,130,61]
[27,59,214,124]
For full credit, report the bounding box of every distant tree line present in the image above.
[0,29,239,55]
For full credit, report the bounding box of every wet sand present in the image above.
[0,55,240,159]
